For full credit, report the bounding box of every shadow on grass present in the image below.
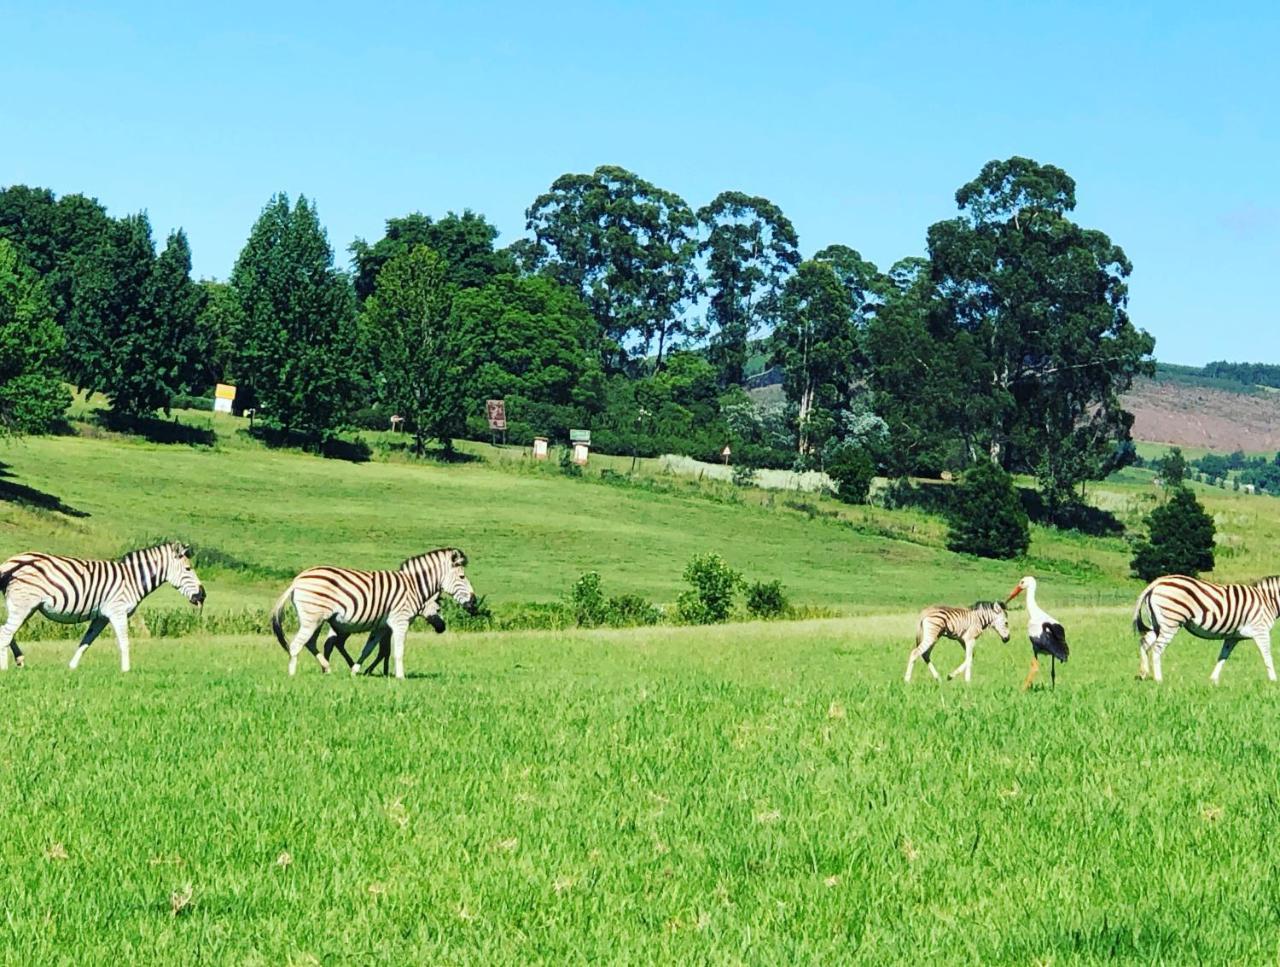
[378,438,482,464]
[0,462,89,517]
[94,411,217,446]
[242,426,371,463]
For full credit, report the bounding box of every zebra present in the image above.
[0,543,206,672]
[270,548,477,679]
[318,591,445,676]
[1134,574,1280,684]
[905,601,1011,683]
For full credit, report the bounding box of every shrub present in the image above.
[731,463,757,487]
[947,461,1030,559]
[745,580,789,619]
[826,444,875,505]
[171,394,215,412]
[559,447,582,477]
[676,553,742,624]
[1158,447,1187,487]
[569,572,608,627]
[440,595,494,631]
[1130,487,1216,581]
[604,594,661,627]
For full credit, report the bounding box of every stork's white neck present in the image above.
[1024,583,1053,625]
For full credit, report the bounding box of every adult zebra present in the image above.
[271,548,476,679]
[0,543,206,672]
[1134,574,1280,684]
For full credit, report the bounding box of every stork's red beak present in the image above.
[1006,585,1023,603]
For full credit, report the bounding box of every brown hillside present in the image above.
[1124,378,1280,452]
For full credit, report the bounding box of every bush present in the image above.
[676,553,742,624]
[569,572,607,627]
[731,463,757,487]
[559,447,582,477]
[440,595,494,632]
[946,461,1030,559]
[171,394,214,412]
[827,444,876,505]
[1130,486,1216,581]
[745,580,789,619]
[604,594,661,627]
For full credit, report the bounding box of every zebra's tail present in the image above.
[1134,582,1159,638]
[0,557,35,593]
[270,583,295,652]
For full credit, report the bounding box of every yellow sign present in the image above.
[215,383,237,401]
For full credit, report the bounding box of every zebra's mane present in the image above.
[400,547,466,571]
[971,600,1003,612]
[121,542,182,564]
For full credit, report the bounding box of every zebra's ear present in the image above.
[177,543,192,558]
[453,549,468,567]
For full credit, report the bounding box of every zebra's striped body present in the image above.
[1135,574,1280,684]
[0,543,205,672]
[905,601,1010,682]
[271,548,476,678]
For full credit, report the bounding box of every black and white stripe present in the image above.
[905,601,1010,682]
[0,543,206,672]
[271,548,477,678]
[1134,574,1280,684]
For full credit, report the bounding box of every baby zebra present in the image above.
[905,601,1011,683]
[0,543,205,672]
[271,548,476,679]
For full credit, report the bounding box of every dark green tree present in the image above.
[350,210,512,302]
[451,273,604,436]
[947,460,1030,559]
[189,280,244,393]
[0,240,70,434]
[696,192,799,387]
[926,157,1155,514]
[1130,486,1215,581]
[772,260,859,455]
[527,165,698,370]
[826,443,876,505]
[1158,447,1187,488]
[361,245,467,453]
[230,194,357,439]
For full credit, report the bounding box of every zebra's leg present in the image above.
[374,630,392,676]
[1252,631,1276,682]
[68,615,110,671]
[325,632,358,670]
[1210,637,1242,685]
[286,619,325,676]
[905,630,933,682]
[388,621,409,680]
[1151,629,1178,684]
[103,611,131,673]
[0,598,37,671]
[1137,629,1156,680]
[352,628,386,676]
[948,637,976,682]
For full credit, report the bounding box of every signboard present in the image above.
[569,429,591,445]
[486,399,507,430]
[214,383,236,414]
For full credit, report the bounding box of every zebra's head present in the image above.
[975,601,1010,642]
[165,543,205,606]
[444,549,478,614]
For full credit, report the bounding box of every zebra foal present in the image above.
[905,601,1010,683]
[1135,574,1280,684]
[271,548,476,679]
[0,543,205,672]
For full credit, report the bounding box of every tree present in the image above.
[925,157,1155,513]
[189,280,244,394]
[350,210,512,302]
[230,194,357,439]
[697,192,799,387]
[772,260,859,455]
[0,240,69,434]
[451,273,604,438]
[826,443,875,505]
[361,245,468,453]
[526,165,698,370]
[947,460,1030,559]
[1158,447,1187,488]
[1131,487,1215,581]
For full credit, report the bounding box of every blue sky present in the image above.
[3,1,1276,364]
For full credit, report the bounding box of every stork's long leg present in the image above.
[1021,656,1039,692]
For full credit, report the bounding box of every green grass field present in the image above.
[5,413,1280,961]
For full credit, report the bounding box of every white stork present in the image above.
[1007,576,1069,690]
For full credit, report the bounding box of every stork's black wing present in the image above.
[1035,622,1069,662]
